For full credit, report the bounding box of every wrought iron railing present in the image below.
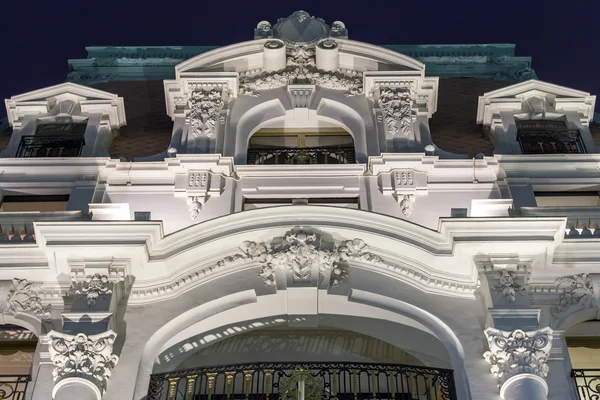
[247,147,356,165]
[0,375,30,400]
[147,362,457,400]
[572,369,600,399]
[517,129,586,154]
[17,135,85,158]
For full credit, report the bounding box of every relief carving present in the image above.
[0,278,51,319]
[551,273,595,318]
[377,87,416,136]
[187,89,225,138]
[217,228,390,287]
[76,274,112,307]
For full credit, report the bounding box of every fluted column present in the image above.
[483,327,553,400]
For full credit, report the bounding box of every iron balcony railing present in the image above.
[517,129,586,155]
[0,375,30,400]
[147,362,457,400]
[16,135,85,158]
[572,369,600,399]
[247,147,356,165]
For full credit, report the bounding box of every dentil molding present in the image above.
[0,278,51,319]
[483,327,553,388]
[48,330,119,394]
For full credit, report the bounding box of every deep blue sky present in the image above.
[1,0,599,116]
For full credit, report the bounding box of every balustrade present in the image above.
[0,375,30,400]
[0,211,87,244]
[247,147,355,165]
[572,369,600,399]
[147,362,457,400]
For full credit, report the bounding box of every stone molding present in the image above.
[0,278,51,319]
[483,327,553,388]
[48,330,119,395]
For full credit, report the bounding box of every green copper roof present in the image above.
[67,43,536,84]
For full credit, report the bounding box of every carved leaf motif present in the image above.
[187,89,225,138]
[551,273,595,318]
[0,278,51,319]
[378,88,415,136]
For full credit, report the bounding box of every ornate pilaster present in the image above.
[48,330,119,399]
[483,327,553,399]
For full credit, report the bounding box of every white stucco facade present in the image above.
[1,10,599,400]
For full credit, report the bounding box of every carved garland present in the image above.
[483,327,553,388]
[48,330,119,394]
[377,87,416,136]
[216,228,388,287]
[0,278,51,319]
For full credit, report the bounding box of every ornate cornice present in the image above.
[0,278,51,319]
[483,327,553,387]
[48,330,119,394]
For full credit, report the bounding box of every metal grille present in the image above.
[17,135,85,158]
[516,129,586,154]
[0,375,30,400]
[247,147,355,165]
[147,362,457,400]
[572,369,600,399]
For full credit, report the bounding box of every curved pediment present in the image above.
[176,39,424,78]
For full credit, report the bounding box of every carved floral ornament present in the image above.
[376,87,416,136]
[483,327,553,388]
[0,278,51,319]
[490,270,526,304]
[216,228,388,287]
[48,330,119,394]
[186,88,226,138]
[239,45,363,97]
[550,273,596,318]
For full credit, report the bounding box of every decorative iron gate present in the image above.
[147,362,457,400]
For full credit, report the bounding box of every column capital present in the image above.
[48,330,119,397]
[483,327,553,389]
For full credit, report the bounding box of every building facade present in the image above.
[1,10,600,400]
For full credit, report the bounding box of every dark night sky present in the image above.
[1,0,599,117]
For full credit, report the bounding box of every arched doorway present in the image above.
[247,127,356,165]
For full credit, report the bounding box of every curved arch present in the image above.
[0,312,51,337]
[175,39,425,77]
[555,307,600,330]
[132,289,471,400]
[232,98,368,164]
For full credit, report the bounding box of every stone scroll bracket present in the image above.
[173,169,226,221]
[377,168,428,218]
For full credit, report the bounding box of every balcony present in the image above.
[0,211,88,244]
[572,369,600,399]
[147,362,457,400]
[517,129,586,155]
[17,135,85,158]
[247,147,356,165]
[0,375,30,399]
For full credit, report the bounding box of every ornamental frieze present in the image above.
[217,228,387,287]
